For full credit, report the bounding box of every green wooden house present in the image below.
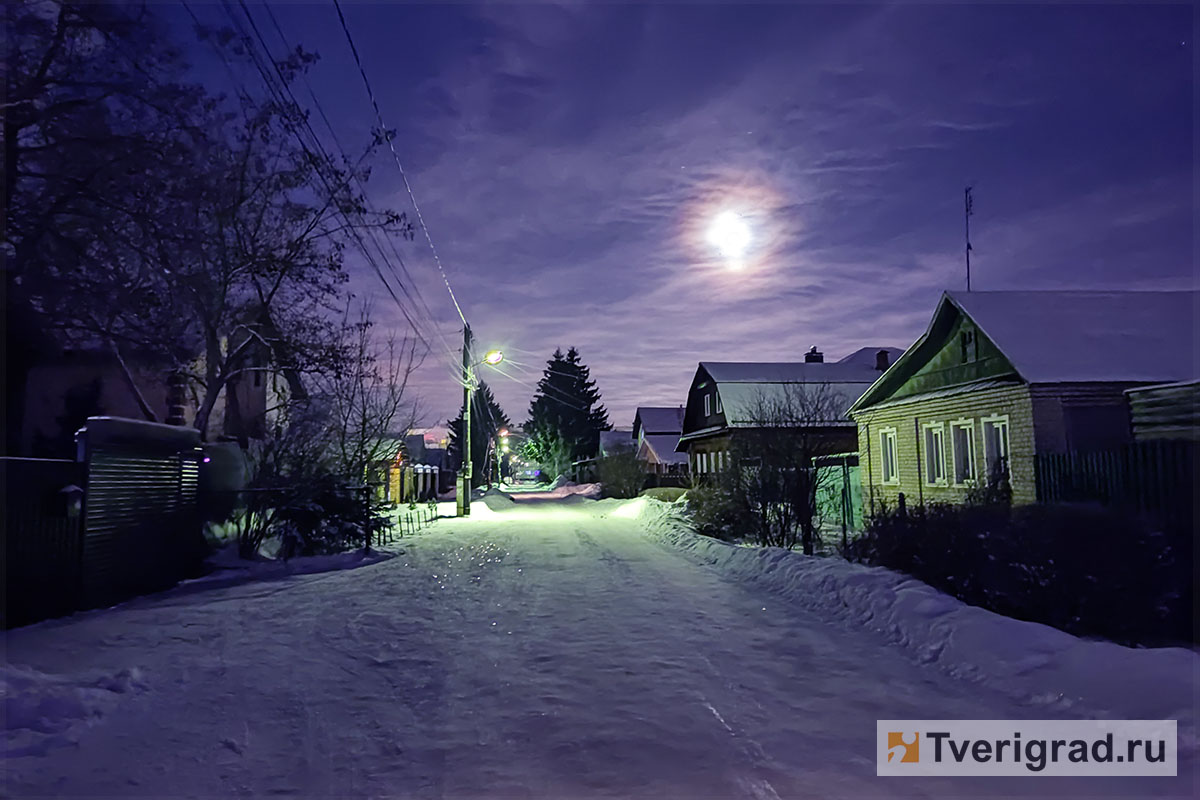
[848,290,1197,512]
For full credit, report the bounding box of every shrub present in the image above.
[641,487,686,503]
[845,500,1193,646]
[684,481,744,542]
[275,477,389,559]
[597,451,646,498]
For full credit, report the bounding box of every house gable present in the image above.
[851,294,1021,413]
[680,365,727,441]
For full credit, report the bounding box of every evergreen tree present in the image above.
[525,347,610,476]
[447,381,511,488]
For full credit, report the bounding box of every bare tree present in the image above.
[7,2,413,439]
[317,303,426,491]
[715,383,847,554]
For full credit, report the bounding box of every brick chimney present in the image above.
[804,346,824,363]
[875,349,891,371]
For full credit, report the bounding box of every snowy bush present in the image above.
[844,500,1193,646]
[596,451,646,498]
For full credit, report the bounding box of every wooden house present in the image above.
[675,346,903,475]
[848,290,1198,511]
[632,406,687,475]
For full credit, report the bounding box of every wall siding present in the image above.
[855,383,1036,514]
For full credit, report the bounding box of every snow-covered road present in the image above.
[4,497,1195,798]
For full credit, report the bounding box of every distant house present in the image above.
[675,346,903,476]
[632,406,687,475]
[848,290,1198,511]
[598,428,635,456]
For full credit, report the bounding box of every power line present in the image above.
[216,0,468,386]
[256,2,463,376]
[330,0,467,327]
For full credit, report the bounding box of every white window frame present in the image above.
[981,414,1011,481]
[879,427,899,485]
[715,392,723,414]
[949,418,976,486]
[703,394,711,416]
[922,421,947,486]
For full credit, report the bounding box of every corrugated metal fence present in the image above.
[79,418,207,608]
[3,417,208,627]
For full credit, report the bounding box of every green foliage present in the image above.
[596,451,646,498]
[446,381,510,488]
[524,347,610,477]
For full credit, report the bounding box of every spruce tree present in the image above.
[447,381,511,488]
[525,347,610,475]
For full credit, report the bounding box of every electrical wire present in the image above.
[331,0,467,327]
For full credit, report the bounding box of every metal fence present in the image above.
[377,499,441,546]
[1,458,85,627]
[1035,440,1196,527]
[3,418,209,628]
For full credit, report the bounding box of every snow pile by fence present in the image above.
[631,497,1199,744]
[2,664,148,758]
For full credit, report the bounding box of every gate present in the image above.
[77,417,208,609]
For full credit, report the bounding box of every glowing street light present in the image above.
[707,211,751,262]
[483,349,504,366]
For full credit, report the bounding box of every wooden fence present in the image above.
[1035,440,1196,526]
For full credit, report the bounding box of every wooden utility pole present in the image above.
[458,324,473,516]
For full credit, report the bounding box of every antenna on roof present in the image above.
[964,185,974,291]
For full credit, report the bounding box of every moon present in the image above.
[707,211,751,262]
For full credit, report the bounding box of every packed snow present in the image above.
[3,495,1196,798]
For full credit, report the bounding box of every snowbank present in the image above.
[506,483,601,502]
[631,498,1199,743]
[2,664,148,758]
[183,543,396,592]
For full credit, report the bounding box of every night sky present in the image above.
[170,2,1194,431]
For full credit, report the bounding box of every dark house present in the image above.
[676,347,902,475]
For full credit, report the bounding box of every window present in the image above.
[879,428,899,485]
[715,393,723,414]
[981,415,1010,482]
[704,394,711,416]
[922,422,946,486]
[959,328,977,364]
[949,419,976,485]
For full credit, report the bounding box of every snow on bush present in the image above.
[2,664,148,757]
[631,497,1199,747]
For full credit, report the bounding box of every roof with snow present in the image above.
[677,350,902,447]
[946,290,1197,384]
[850,290,1199,414]
[598,429,635,455]
[638,434,688,464]
[633,406,684,436]
[700,360,886,385]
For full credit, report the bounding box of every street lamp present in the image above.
[483,349,504,365]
